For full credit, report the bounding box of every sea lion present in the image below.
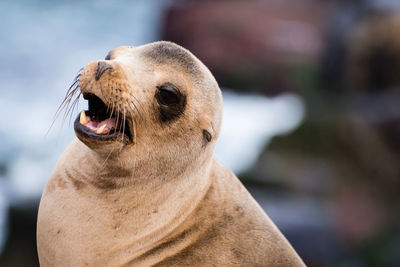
[37,41,305,266]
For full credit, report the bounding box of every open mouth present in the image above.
[74,93,132,142]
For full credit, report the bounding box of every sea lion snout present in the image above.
[73,60,135,147]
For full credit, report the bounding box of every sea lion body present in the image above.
[37,42,304,266]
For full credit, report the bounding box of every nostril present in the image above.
[95,61,113,81]
[105,52,111,60]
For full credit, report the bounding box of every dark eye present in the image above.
[157,86,179,105]
[155,84,186,122]
[105,52,111,60]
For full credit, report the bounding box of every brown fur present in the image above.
[37,41,304,266]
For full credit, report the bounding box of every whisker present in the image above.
[105,98,116,138]
[117,105,124,151]
[65,79,79,96]
[46,70,82,136]
[67,92,81,126]
[47,88,78,135]
[101,145,117,170]
[54,85,78,120]
[127,99,144,123]
[62,90,79,125]
[115,103,120,132]
[121,107,126,143]
[128,109,137,144]
[105,85,114,116]
[108,93,116,121]
[130,94,145,122]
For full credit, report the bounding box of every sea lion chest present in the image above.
[37,169,304,267]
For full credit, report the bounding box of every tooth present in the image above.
[80,110,88,125]
[96,124,107,134]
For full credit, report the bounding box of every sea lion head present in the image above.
[68,41,222,179]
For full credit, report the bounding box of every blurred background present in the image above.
[1,0,400,266]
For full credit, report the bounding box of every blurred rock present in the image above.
[245,101,400,266]
[0,200,39,267]
[246,185,343,267]
[0,179,9,255]
[346,11,400,92]
[162,0,332,95]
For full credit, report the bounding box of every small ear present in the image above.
[199,116,214,143]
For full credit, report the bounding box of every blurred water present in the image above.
[0,0,305,254]
[216,90,304,174]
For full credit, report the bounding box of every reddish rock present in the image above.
[162,0,333,94]
[346,11,400,92]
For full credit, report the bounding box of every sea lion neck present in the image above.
[50,139,214,226]
[58,139,212,193]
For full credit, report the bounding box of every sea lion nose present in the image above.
[95,61,113,81]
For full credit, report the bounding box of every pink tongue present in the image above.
[86,117,117,134]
